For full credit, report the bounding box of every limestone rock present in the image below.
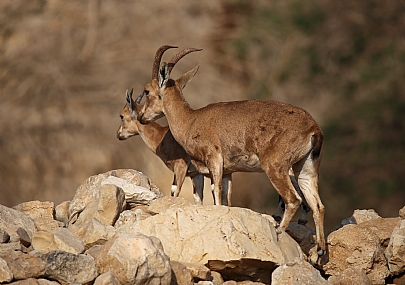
[95,232,172,285]
[42,250,98,285]
[147,196,192,215]
[322,224,389,285]
[13,201,54,220]
[68,184,126,239]
[68,169,162,222]
[385,219,405,275]
[33,218,61,233]
[32,228,84,254]
[271,258,329,285]
[17,227,31,247]
[0,257,13,283]
[0,204,36,242]
[82,218,116,249]
[55,201,70,225]
[118,205,303,282]
[399,206,405,219]
[170,261,194,285]
[94,272,122,285]
[328,266,372,285]
[341,209,380,226]
[114,209,152,228]
[0,250,46,280]
[358,217,400,249]
[210,271,224,285]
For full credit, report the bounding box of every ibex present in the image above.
[136,46,326,260]
[117,89,310,223]
[117,89,232,205]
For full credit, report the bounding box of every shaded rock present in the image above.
[94,272,121,285]
[13,201,54,220]
[210,271,224,285]
[271,257,329,285]
[0,250,46,280]
[0,204,36,242]
[82,218,116,249]
[385,219,405,275]
[32,228,84,254]
[95,232,172,285]
[341,209,380,226]
[286,223,316,256]
[68,169,162,222]
[0,229,10,243]
[322,224,389,285]
[170,261,194,285]
[328,266,372,285]
[68,184,125,239]
[42,250,98,285]
[0,242,25,253]
[114,209,152,228]
[118,205,303,283]
[17,227,32,247]
[0,257,13,283]
[54,201,70,225]
[147,196,192,215]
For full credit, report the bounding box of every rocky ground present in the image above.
[1,169,404,285]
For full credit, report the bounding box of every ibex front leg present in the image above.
[208,155,224,206]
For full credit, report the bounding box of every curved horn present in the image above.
[152,45,178,80]
[135,91,144,104]
[167,48,202,75]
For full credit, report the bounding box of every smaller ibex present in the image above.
[117,90,310,224]
[117,89,232,205]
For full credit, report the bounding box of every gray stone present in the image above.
[0,204,36,242]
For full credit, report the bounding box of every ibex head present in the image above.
[137,46,201,124]
[116,89,144,140]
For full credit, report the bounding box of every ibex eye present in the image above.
[158,95,162,100]
[120,115,124,120]
[144,90,149,96]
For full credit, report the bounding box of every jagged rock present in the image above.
[399,206,405,219]
[33,218,62,233]
[68,169,162,222]
[42,250,98,285]
[322,224,389,285]
[271,257,329,285]
[358,217,400,249]
[210,271,224,285]
[114,209,152,228]
[55,201,70,225]
[147,196,192,215]
[0,229,10,243]
[68,184,126,239]
[286,223,316,256]
[94,272,121,285]
[170,261,194,285]
[0,257,13,283]
[181,261,211,280]
[385,219,405,275]
[118,205,303,283]
[82,218,116,249]
[13,201,55,220]
[341,209,380,226]
[95,232,172,285]
[0,205,36,242]
[0,242,25,253]
[0,250,46,280]
[32,228,84,254]
[328,266,372,285]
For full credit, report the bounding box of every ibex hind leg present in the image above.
[191,174,204,205]
[263,164,302,233]
[293,155,325,258]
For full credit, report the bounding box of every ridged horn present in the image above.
[167,48,202,75]
[135,91,144,104]
[152,45,178,79]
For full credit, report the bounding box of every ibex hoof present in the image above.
[272,215,282,223]
[317,249,324,256]
[275,227,283,235]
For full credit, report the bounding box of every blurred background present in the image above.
[1,1,404,232]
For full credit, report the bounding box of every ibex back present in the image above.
[137,46,326,262]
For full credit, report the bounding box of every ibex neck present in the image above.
[137,121,168,154]
[164,91,194,141]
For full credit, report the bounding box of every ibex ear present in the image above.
[176,65,199,90]
[126,89,136,118]
[158,62,170,88]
